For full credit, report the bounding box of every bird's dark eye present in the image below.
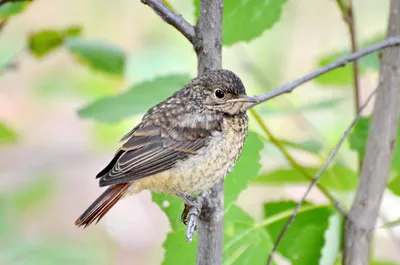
[215,89,225,99]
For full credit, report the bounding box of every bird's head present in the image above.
[187,69,257,115]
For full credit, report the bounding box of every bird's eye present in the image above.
[215,89,225,99]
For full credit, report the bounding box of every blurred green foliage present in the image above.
[2,0,400,264]
[194,0,288,45]
[0,1,31,19]
[0,176,108,265]
[0,122,18,144]
[315,35,384,86]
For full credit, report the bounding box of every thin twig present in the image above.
[246,37,400,109]
[266,85,378,265]
[141,0,195,44]
[239,46,329,144]
[250,109,346,215]
[335,0,363,172]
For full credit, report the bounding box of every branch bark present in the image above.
[141,0,195,44]
[246,37,400,110]
[195,0,223,264]
[343,1,400,264]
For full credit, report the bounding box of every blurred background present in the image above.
[0,0,398,264]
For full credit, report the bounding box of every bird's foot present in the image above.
[177,193,203,242]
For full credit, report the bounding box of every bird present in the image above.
[75,69,257,228]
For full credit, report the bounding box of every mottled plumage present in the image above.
[75,69,255,227]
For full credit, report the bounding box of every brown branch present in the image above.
[194,0,223,264]
[246,37,400,110]
[266,86,379,265]
[343,0,400,263]
[141,0,195,44]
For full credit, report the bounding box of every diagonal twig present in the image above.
[246,37,400,110]
[250,109,346,215]
[266,85,379,265]
[141,0,195,44]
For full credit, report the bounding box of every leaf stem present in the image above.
[335,0,362,171]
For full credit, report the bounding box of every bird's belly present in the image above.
[141,128,245,195]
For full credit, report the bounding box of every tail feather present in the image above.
[75,184,129,228]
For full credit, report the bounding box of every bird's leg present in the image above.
[177,193,198,224]
[177,193,204,242]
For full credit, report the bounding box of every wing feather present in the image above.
[97,124,212,187]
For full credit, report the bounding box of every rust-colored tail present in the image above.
[75,184,129,228]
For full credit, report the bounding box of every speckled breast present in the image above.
[164,113,249,195]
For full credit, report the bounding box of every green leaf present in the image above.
[65,38,125,76]
[194,0,288,46]
[315,34,384,85]
[152,193,197,265]
[8,176,53,213]
[225,132,263,207]
[152,193,184,231]
[388,174,400,196]
[0,122,18,144]
[223,205,274,265]
[78,74,190,123]
[349,117,400,172]
[348,117,370,158]
[253,164,358,191]
[264,202,339,265]
[319,212,343,265]
[0,1,31,19]
[28,27,82,57]
[0,239,108,265]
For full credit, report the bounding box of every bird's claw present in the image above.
[176,193,202,242]
[186,205,200,242]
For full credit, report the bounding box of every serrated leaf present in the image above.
[0,1,30,19]
[78,74,190,123]
[315,34,384,85]
[194,0,287,46]
[349,117,400,172]
[264,202,338,265]
[223,205,274,265]
[28,27,82,57]
[225,132,262,207]
[0,122,18,144]
[65,38,125,76]
[253,164,358,191]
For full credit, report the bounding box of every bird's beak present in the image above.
[227,95,259,103]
